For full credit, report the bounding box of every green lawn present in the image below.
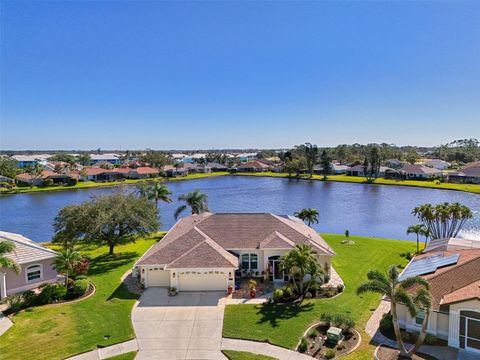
[0,172,229,195]
[222,350,277,360]
[234,172,480,194]
[223,234,416,360]
[0,236,162,360]
[105,352,137,360]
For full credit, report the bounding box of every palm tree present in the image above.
[294,208,319,226]
[0,240,20,274]
[174,189,209,219]
[279,244,324,300]
[139,182,172,207]
[357,265,432,359]
[419,226,432,249]
[406,224,424,253]
[54,248,82,287]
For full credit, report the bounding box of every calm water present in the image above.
[0,176,479,243]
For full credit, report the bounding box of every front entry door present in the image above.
[268,256,284,282]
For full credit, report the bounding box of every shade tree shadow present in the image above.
[255,302,314,328]
[88,251,138,276]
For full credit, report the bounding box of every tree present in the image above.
[419,226,432,248]
[53,192,160,255]
[412,202,473,239]
[137,182,172,207]
[174,189,209,219]
[357,265,432,359]
[285,158,307,178]
[76,153,92,166]
[54,248,82,287]
[405,150,420,165]
[141,149,169,169]
[0,157,18,179]
[0,240,20,274]
[279,244,324,301]
[406,224,424,253]
[363,146,381,182]
[303,143,319,178]
[294,208,319,226]
[319,150,332,180]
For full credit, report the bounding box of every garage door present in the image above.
[178,270,226,291]
[147,268,170,287]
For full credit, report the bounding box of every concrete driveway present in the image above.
[132,288,228,360]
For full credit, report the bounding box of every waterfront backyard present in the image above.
[0,233,415,360]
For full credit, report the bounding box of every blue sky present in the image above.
[1,1,479,150]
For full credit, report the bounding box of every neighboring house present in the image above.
[400,164,443,179]
[133,213,335,292]
[384,159,406,169]
[396,238,480,355]
[235,153,258,162]
[346,165,392,177]
[163,165,188,177]
[183,163,212,174]
[12,154,52,168]
[90,154,121,165]
[424,159,451,170]
[128,167,160,179]
[0,231,59,299]
[77,168,123,182]
[16,170,77,185]
[237,161,271,172]
[206,162,229,172]
[0,176,14,183]
[314,163,351,175]
[447,161,480,184]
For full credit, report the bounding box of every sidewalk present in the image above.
[65,339,138,360]
[0,311,13,336]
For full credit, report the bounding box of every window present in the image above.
[240,254,258,271]
[26,265,42,282]
[415,310,425,326]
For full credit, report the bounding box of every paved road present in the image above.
[132,288,228,360]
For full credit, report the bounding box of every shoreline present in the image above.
[1,171,479,196]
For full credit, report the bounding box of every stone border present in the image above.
[295,321,362,358]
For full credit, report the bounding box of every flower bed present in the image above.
[232,278,274,299]
[299,323,360,359]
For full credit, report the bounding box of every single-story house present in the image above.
[12,154,52,168]
[0,231,59,299]
[16,170,77,185]
[183,163,212,174]
[133,213,335,292]
[447,161,480,184]
[0,175,14,183]
[235,153,258,162]
[384,159,406,169]
[90,153,121,165]
[424,159,451,170]
[236,161,271,172]
[206,162,229,172]
[399,164,442,180]
[77,168,124,182]
[163,165,188,177]
[345,165,392,177]
[396,238,480,355]
[314,163,351,175]
[128,166,160,179]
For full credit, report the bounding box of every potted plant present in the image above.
[249,279,257,298]
[168,287,177,296]
[227,285,233,295]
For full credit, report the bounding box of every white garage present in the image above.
[177,270,227,291]
[146,268,170,287]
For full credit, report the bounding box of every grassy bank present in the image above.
[223,234,416,360]
[222,350,277,360]
[0,235,162,360]
[234,172,480,194]
[0,172,229,195]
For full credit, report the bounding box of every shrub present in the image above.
[325,349,336,359]
[41,179,54,187]
[309,283,319,296]
[22,290,37,307]
[37,284,67,305]
[336,284,344,293]
[379,312,393,336]
[75,275,88,281]
[298,337,308,353]
[273,289,284,302]
[67,177,78,186]
[282,285,293,298]
[304,291,312,299]
[307,328,318,339]
[321,312,355,332]
[73,258,90,276]
[73,279,90,296]
[5,294,23,313]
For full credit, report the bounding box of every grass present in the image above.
[234,171,480,194]
[105,352,137,360]
[222,350,277,360]
[0,172,230,195]
[222,234,417,360]
[0,235,163,360]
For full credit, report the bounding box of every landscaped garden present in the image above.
[0,235,161,360]
[223,234,417,360]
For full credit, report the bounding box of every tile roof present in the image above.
[134,167,159,174]
[137,213,335,269]
[401,164,442,175]
[424,237,480,253]
[0,231,57,264]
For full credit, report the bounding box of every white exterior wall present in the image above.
[449,299,480,349]
[396,303,449,340]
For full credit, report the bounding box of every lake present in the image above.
[0,176,479,243]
